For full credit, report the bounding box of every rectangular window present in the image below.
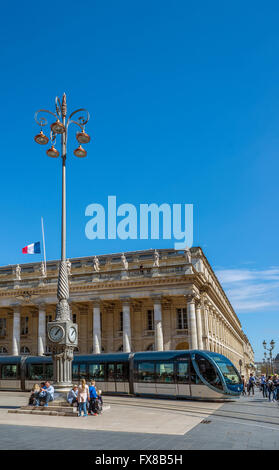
[45,364,53,380]
[177,361,190,384]
[72,314,77,324]
[29,364,44,380]
[0,318,6,337]
[137,362,155,383]
[147,310,154,330]
[156,363,174,383]
[89,364,105,382]
[79,364,87,379]
[115,363,126,381]
[119,312,123,332]
[177,308,187,329]
[107,363,115,382]
[46,315,52,330]
[72,364,79,381]
[1,364,18,379]
[20,316,29,335]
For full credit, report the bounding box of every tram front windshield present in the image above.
[210,355,241,385]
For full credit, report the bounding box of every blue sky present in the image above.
[0,0,278,361]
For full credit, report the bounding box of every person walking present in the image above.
[77,379,90,417]
[248,373,256,396]
[267,376,276,402]
[260,374,267,398]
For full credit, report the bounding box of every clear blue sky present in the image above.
[0,0,278,361]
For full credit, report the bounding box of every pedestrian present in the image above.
[28,384,40,406]
[241,375,246,396]
[67,385,78,406]
[39,381,55,407]
[260,374,267,398]
[273,375,279,401]
[77,379,90,417]
[248,373,256,396]
[88,380,98,416]
[267,376,276,402]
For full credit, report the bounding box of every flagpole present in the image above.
[41,216,47,274]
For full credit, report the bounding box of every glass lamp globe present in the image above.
[34,130,49,145]
[46,146,59,158]
[76,129,91,144]
[51,119,66,134]
[74,145,87,158]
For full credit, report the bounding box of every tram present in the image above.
[0,350,243,400]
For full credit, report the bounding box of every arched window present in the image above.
[20,346,30,355]
[118,345,123,352]
[146,343,154,351]
[0,346,8,354]
[74,347,80,354]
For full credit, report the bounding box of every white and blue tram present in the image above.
[0,350,243,400]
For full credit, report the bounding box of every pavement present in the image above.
[0,389,278,449]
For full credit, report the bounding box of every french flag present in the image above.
[22,242,41,254]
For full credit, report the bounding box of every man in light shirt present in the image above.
[41,381,55,407]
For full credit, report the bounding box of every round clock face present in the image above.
[68,326,77,343]
[49,325,64,342]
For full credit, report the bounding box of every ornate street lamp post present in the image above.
[34,94,90,392]
[263,340,275,375]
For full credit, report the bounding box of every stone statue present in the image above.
[184,247,192,264]
[40,262,46,278]
[153,249,160,268]
[15,264,21,280]
[93,256,100,272]
[121,253,128,271]
[66,259,71,276]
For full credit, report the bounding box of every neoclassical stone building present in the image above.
[0,247,254,375]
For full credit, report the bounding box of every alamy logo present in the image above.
[85,196,193,250]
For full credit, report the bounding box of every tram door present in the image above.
[107,363,117,392]
[176,360,191,397]
[107,363,129,393]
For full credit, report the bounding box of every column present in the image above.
[93,301,101,354]
[196,301,203,350]
[187,295,198,349]
[12,305,20,356]
[154,298,164,351]
[122,300,131,353]
[203,300,210,349]
[38,304,46,356]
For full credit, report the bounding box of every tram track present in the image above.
[105,397,279,427]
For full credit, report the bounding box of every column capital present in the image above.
[91,297,101,308]
[151,294,163,305]
[120,296,132,306]
[10,303,22,313]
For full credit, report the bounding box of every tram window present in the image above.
[89,364,105,382]
[156,363,174,383]
[177,362,189,383]
[79,364,87,379]
[107,364,115,382]
[1,364,18,379]
[72,364,79,381]
[45,364,53,380]
[29,364,44,380]
[211,358,241,385]
[137,362,155,383]
[115,363,125,382]
[195,354,223,390]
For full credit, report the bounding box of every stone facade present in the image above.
[0,247,254,376]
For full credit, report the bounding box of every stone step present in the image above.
[20,405,78,413]
[8,409,77,417]
[8,404,110,417]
